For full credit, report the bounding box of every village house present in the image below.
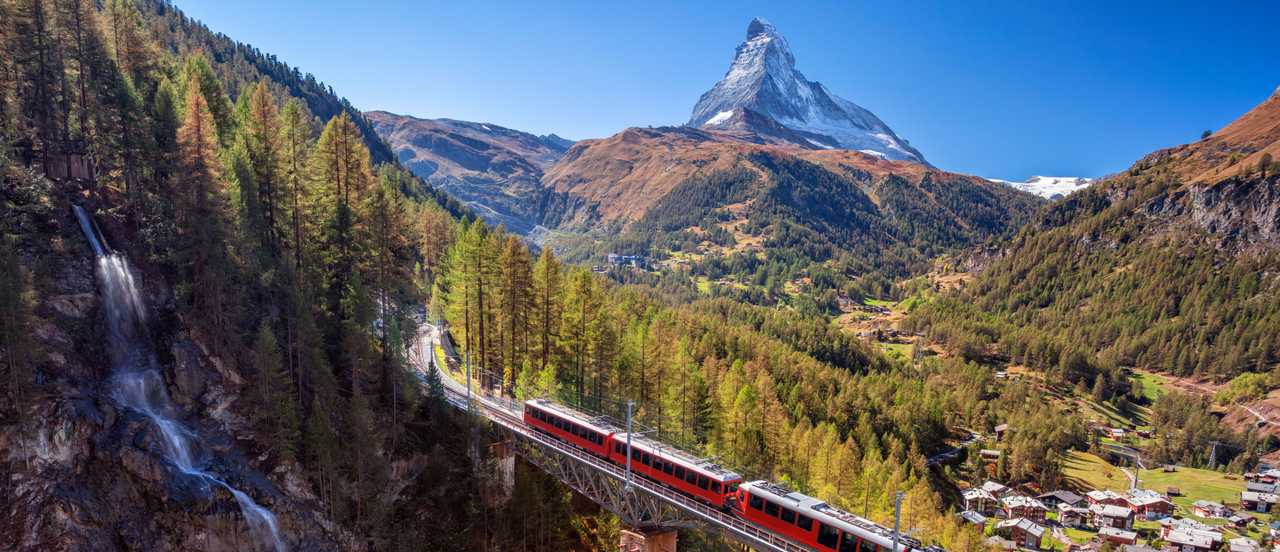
[1086,489,1129,508]
[1159,519,1223,549]
[1243,468,1280,485]
[1098,526,1138,546]
[1090,503,1135,530]
[1240,490,1280,513]
[983,480,1014,499]
[1126,490,1173,519]
[1228,536,1261,552]
[1002,495,1048,522]
[1227,513,1254,528]
[1192,499,1232,518]
[957,510,987,526]
[1245,481,1277,494]
[963,488,996,514]
[1057,503,1089,528]
[1166,529,1217,552]
[995,518,1045,550]
[1037,490,1084,509]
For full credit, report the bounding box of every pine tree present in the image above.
[532,248,562,373]
[251,321,301,460]
[278,98,312,274]
[561,268,600,407]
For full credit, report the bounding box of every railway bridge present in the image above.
[409,324,924,552]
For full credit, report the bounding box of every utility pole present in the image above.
[465,350,472,412]
[625,400,634,492]
[893,491,903,552]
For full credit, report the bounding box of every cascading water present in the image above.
[74,205,287,552]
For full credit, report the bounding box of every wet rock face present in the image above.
[169,340,209,410]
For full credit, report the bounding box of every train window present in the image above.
[641,453,651,466]
[711,482,721,493]
[780,508,795,524]
[748,495,764,511]
[663,463,673,475]
[554,418,563,430]
[764,501,779,518]
[674,466,686,480]
[839,532,858,552]
[652,459,662,471]
[615,443,623,454]
[797,514,813,531]
[858,539,876,552]
[697,475,709,490]
[685,470,697,485]
[816,523,839,549]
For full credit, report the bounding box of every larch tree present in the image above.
[497,234,532,396]
[175,71,232,346]
[532,248,562,373]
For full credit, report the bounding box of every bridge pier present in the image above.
[619,528,677,552]
[492,439,515,502]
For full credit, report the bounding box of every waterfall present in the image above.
[74,206,287,552]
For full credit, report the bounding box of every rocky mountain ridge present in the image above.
[365,110,574,234]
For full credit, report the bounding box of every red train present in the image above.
[522,398,940,552]
[736,481,931,552]
[522,398,741,508]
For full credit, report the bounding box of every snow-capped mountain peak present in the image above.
[987,175,1093,199]
[689,18,926,164]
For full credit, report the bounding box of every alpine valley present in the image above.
[5,3,1280,552]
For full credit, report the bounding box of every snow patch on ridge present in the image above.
[705,110,736,126]
[988,175,1094,199]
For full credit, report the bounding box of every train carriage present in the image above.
[523,398,616,458]
[737,481,937,552]
[609,432,742,509]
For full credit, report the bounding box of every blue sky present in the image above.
[180,0,1279,180]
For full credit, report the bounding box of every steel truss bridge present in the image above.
[409,326,810,552]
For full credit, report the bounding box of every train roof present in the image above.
[742,481,927,552]
[524,398,740,482]
[525,398,622,436]
[615,431,743,482]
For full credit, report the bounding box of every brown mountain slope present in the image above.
[1140,86,1280,183]
[543,125,1032,231]
[365,110,571,233]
